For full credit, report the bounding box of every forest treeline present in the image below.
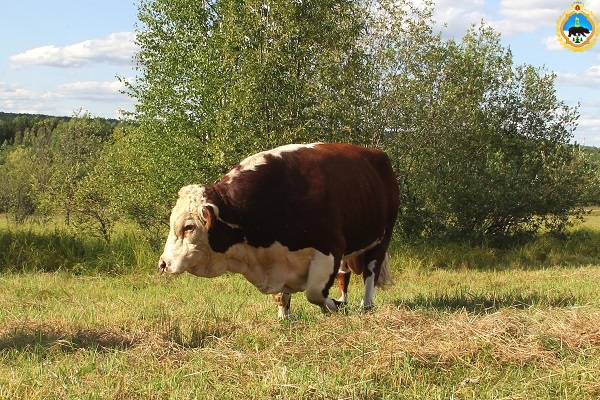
[0,112,118,144]
[2,0,599,247]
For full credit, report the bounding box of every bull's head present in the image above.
[158,185,225,277]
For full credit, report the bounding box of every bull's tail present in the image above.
[375,253,394,289]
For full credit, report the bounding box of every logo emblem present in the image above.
[556,1,599,51]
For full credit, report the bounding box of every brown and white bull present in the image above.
[158,143,400,319]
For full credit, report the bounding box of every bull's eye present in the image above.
[183,223,196,235]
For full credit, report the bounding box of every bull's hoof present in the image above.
[277,308,291,320]
[322,298,342,313]
[321,299,349,315]
[360,302,375,313]
[334,299,346,308]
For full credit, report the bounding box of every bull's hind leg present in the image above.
[337,255,365,304]
[305,251,342,313]
[336,261,351,304]
[273,292,291,320]
[361,245,391,311]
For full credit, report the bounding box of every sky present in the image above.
[1,1,600,145]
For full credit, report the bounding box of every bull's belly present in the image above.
[225,242,318,294]
[223,238,382,295]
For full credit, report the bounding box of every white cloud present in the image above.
[542,35,565,50]
[490,0,566,36]
[567,99,600,144]
[10,32,138,68]
[0,82,60,115]
[579,118,600,128]
[574,117,600,145]
[0,80,134,118]
[431,0,490,38]
[430,0,589,38]
[498,0,562,21]
[587,0,600,14]
[56,80,129,101]
[556,65,600,86]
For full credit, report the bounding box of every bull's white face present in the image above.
[158,185,223,278]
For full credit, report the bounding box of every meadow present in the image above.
[1,214,600,399]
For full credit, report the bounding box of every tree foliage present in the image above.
[85,122,209,245]
[383,25,589,242]
[0,112,116,236]
[43,113,113,225]
[129,0,376,166]
[0,147,38,222]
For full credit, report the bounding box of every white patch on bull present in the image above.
[193,240,339,312]
[360,260,377,310]
[224,143,321,183]
[273,292,291,320]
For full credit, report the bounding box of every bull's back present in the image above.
[219,143,399,255]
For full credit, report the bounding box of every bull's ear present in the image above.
[200,204,217,228]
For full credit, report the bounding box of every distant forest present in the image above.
[0,112,119,147]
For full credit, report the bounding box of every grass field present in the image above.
[1,213,600,398]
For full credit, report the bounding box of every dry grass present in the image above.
[1,269,600,399]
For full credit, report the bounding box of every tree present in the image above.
[86,122,208,245]
[41,112,113,225]
[578,146,600,205]
[116,0,386,237]
[382,24,588,242]
[128,0,375,169]
[0,147,37,222]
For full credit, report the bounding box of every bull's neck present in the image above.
[204,184,237,224]
[204,184,226,208]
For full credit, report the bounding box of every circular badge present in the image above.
[556,2,599,51]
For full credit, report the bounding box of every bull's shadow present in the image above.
[161,321,234,349]
[0,325,138,354]
[394,290,581,314]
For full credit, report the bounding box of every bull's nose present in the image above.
[158,258,167,274]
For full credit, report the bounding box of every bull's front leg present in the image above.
[305,251,343,314]
[272,292,291,320]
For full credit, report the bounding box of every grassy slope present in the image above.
[1,216,600,398]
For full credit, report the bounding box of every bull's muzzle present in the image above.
[158,258,167,275]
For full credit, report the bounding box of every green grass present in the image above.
[0,217,155,275]
[1,213,600,398]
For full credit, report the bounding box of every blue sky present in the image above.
[1,0,600,145]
